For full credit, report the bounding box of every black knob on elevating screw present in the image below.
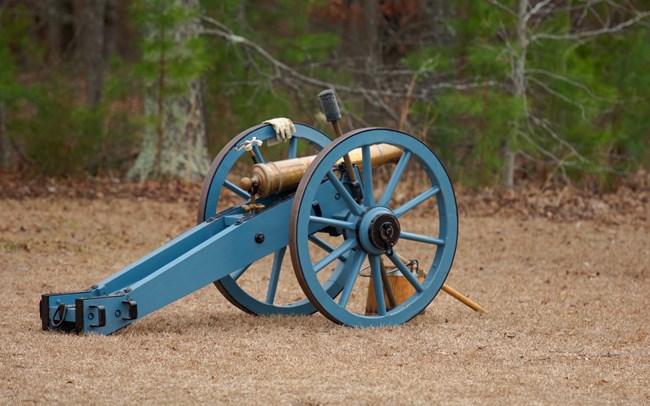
[318,89,341,123]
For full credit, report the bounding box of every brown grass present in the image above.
[0,196,648,404]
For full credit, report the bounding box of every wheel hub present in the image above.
[357,207,401,254]
[369,213,400,250]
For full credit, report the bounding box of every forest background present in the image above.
[0,0,648,190]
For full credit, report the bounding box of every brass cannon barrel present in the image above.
[240,143,403,198]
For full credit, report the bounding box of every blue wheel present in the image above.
[289,128,458,327]
[198,123,343,315]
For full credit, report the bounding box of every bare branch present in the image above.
[524,0,553,24]
[200,20,405,122]
[526,68,612,103]
[518,129,580,170]
[201,15,234,35]
[200,17,500,104]
[532,11,650,41]
[519,131,561,162]
[483,0,516,16]
[201,28,338,87]
[529,114,588,162]
[527,76,588,120]
[425,80,499,92]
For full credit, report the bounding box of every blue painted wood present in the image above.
[290,128,458,327]
[265,248,286,304]
[42,171,352,334]
[197,123,338,316]
[369,254,387,315]
[46,197,290,334]
[41,126,459,334]
[288,136,298,159]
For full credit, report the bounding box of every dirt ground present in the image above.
[0,192,648,404]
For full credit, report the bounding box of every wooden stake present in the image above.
[441,284,487,314]
[394,252,487,313]
[379,259,397,309]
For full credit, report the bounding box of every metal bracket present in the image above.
[234,137,263,152]
[51,303,67,328]
[89,305,106,328]
[122,300,138,320]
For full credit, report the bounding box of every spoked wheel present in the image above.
[198,123,342,316]
[289,128,458,327]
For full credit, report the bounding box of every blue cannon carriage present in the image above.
[40,90,481,335]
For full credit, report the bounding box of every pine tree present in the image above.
[128,0,211,180]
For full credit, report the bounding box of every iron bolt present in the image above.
[255,233,265,244]
[380,223,395,239]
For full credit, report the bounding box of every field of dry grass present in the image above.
[1,194,648,404]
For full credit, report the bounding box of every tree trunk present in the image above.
[503,0,529,189]
[0,98,11,172]
[127,0,210,181]
[104,0,117,60]
[361,0,380,68]
[83,0,106,108]
[422,0,452,45]
[128,81,210,181]
[46,0,62,66]
[360,1,383,123]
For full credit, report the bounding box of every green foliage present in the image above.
[0,5,39,110]
[12,79,101,175]
[0,4,139,176]
[423,90,523,187]
[11,68,138,176]
[132,0,213,97]
[402,1,650,187]
[200,0,340,154]
[1,0,648,187]
[97,57,142,173]
[129,0,215,177]
[606,29,650,172]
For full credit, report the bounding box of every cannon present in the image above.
[40,90,483,335]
